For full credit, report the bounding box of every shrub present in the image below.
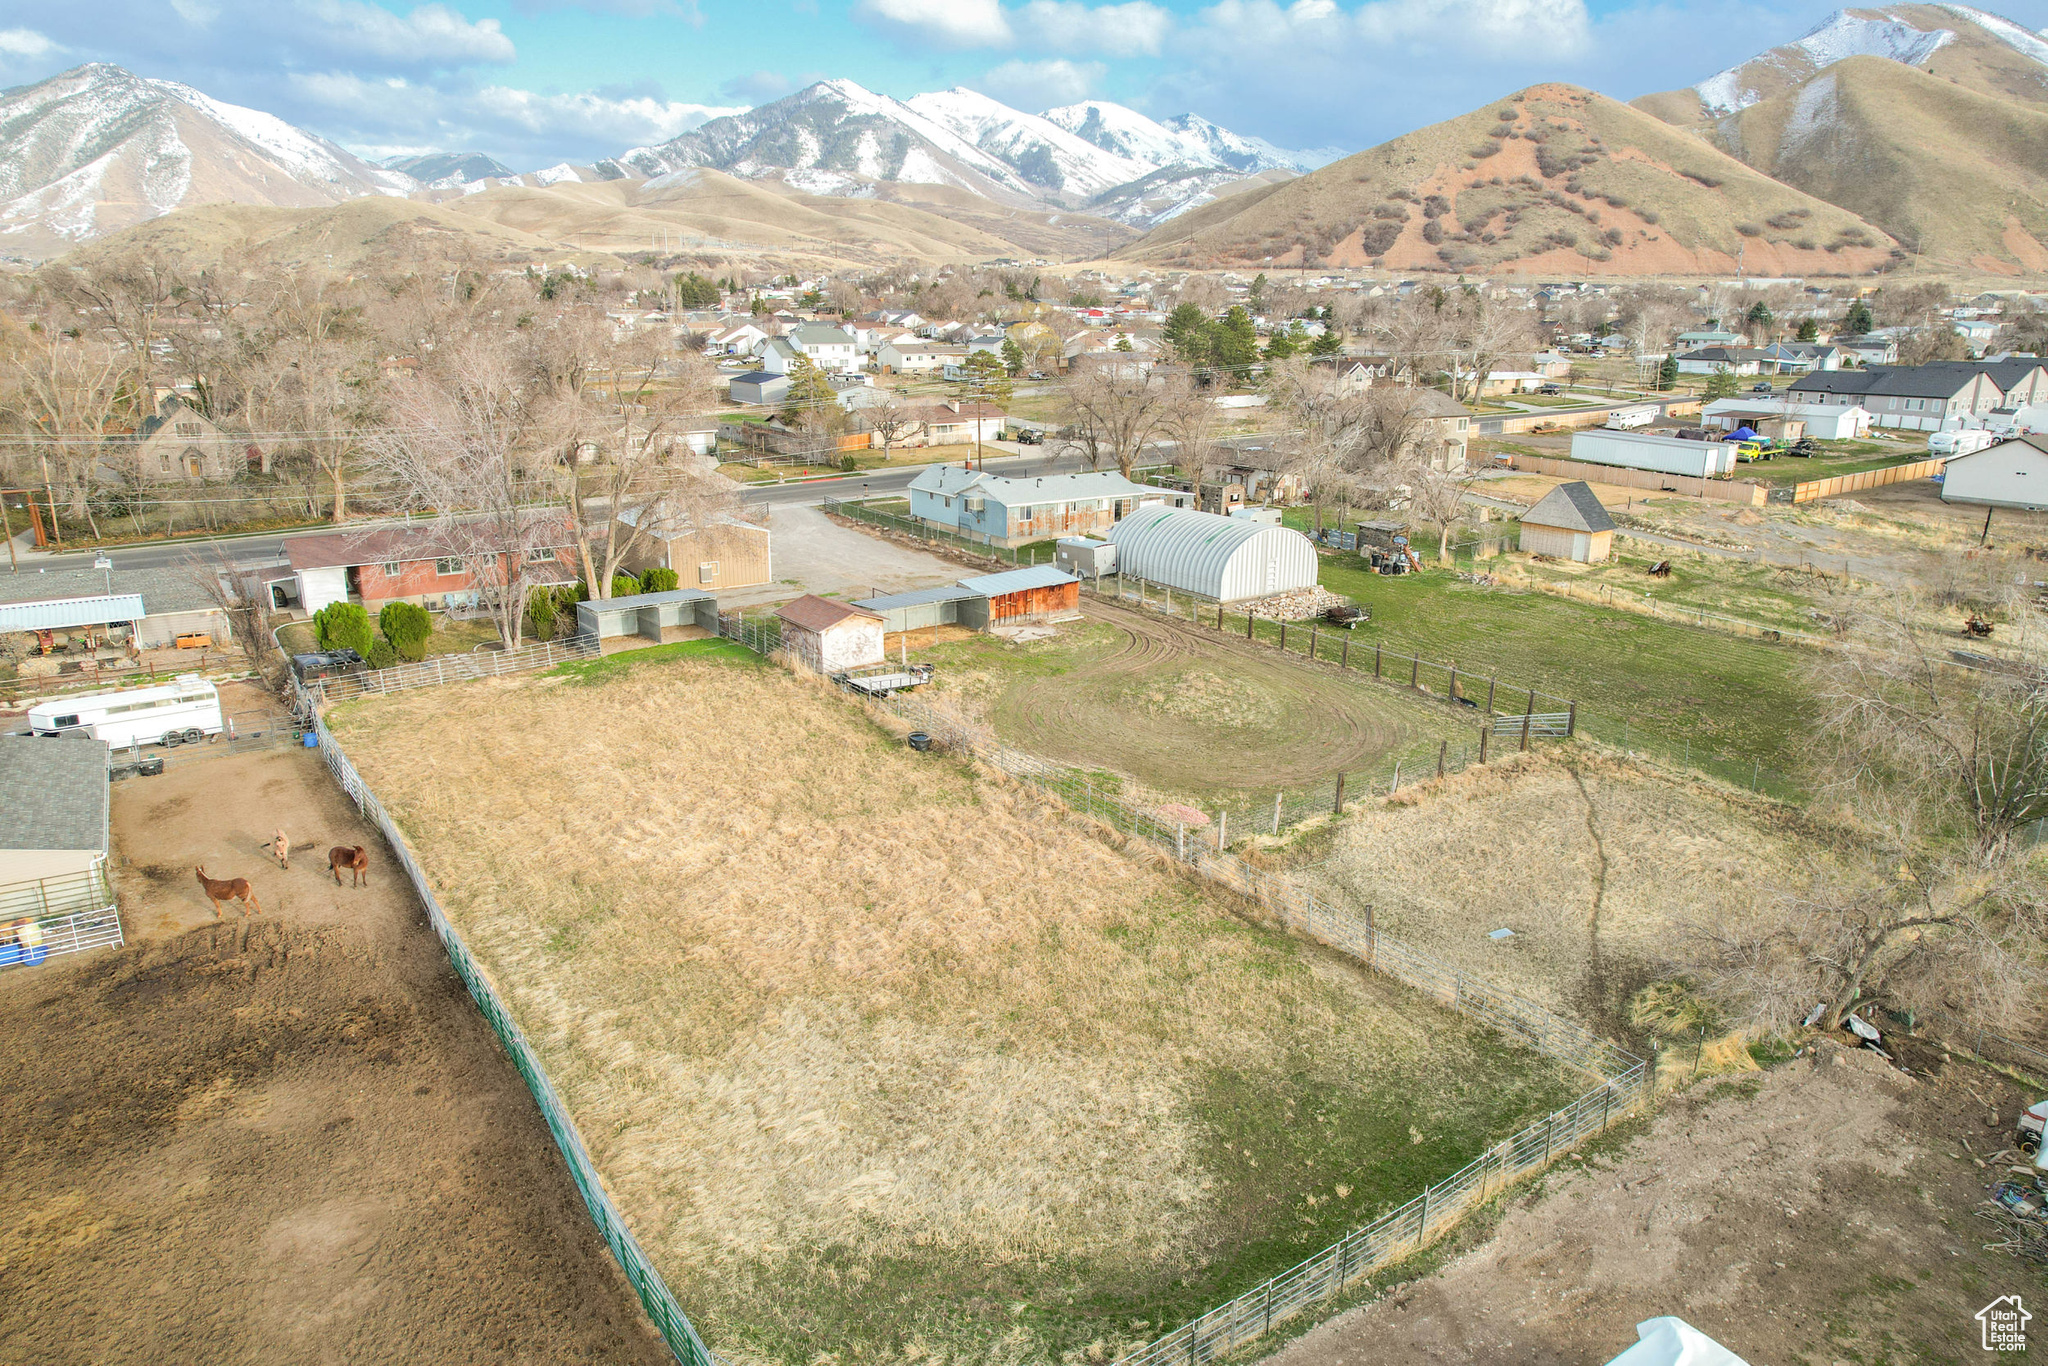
[525,586,561,641]
[1638,208,1661,224]
[1734,222,1763,237]
[366,640,398,670]
[640,566,680,593]
[378,601,433,662]
[610,573,641,598]
[1601,227,1624,246]
[1421,218,1445,244]
[313,602,374,659]
[1469,143,1501,159]
[1681,170,1722,188]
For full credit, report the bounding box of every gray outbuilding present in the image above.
[1104,507,1318,603]
[573,588,720,646]
[851,585,990,633]
[1940,434,2048,511]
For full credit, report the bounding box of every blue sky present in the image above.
[4,0,2047,170]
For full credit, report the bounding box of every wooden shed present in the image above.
[1519,482,1615,563]
[774,595,886,673]
[956,566,1080,624]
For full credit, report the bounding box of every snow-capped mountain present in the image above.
[0,63,417,255]
[384,152,514,187]
[903,88,1151,198]
[613,80,1339,221]
[1042,102,1339,174]
[614,79,1047,204]
[1671,3,2048,117]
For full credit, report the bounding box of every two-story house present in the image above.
[1790,361,2010,432]
[790,324,858,373]
[907,467,1160,548]
[127,395,255,483]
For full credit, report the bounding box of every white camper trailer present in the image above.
[27,677,223,748]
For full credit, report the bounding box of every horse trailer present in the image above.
[27,677,224,748]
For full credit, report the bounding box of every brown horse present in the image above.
[194,866,260,918]
[328,845,369,887]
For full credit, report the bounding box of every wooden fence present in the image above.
[1787,456,1947,504]
[1495,453,1769,506]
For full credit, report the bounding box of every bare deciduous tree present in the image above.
[1060,356,1170,478]
[1157,368,1220,508]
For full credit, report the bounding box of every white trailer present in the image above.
[1569,429,1735,478]
[1603,404,1658,430]
[1928,428,1995,456]
[27,677,223,748]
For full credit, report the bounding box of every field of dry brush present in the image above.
[331,648,1578,1366]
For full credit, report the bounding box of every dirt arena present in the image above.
[0,746,673,1366]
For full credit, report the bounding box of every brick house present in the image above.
[281,522,576,616]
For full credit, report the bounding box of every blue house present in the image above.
[906,467,1166,549]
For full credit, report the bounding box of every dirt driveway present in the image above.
[1261,1044,2039,1366]
[0,746,674,1366]
[719,503,961,607]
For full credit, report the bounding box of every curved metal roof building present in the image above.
[1105,508,1318,603]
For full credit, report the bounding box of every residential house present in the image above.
[1390,388,1474,471]
[1475,370,1549,397]
[127,395,255,483]
[1955,318,1999,354]
[616,506,773,591]
[1772,343,1845,372]
[790,324,859,373]
[1789,361,2035,431]
[1676,328,1747,348]
[728,371,792,406]
[281,522,576,616]
[1673,346,1767,377]
[756,337,801,375]
[1065,330,1162,371]
[1835,334,1898,365]
[907,467,1156,548]
[891,401,1006,448]
[879,340,959,375]
[705,321,768,356]
[1701,398,1871,441]
[774,595,885,673]
[960,332,1008,359]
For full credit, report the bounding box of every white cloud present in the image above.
[978,57,1107,106]
[471,85,743,141]
[304,0,516,65]
[0,28,58,57]
[1016,0,1171,55]
[853,0,1014,47]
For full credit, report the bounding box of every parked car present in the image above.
[1015,428,1044,445]
[1536,383,1563,396]
[1751,382,1774,394]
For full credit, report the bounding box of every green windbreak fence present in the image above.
[310,713,718,1366]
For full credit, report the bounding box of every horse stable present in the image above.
[955,566,1080,624]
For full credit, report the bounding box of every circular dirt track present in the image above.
[991,599,1462,798]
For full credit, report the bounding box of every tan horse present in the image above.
[328,845,369,888]
[194,866,261,918]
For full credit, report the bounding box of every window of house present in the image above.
[176,422,200,437]
[942,496,953,508]
[159,454,172,472]
[381,562,402,577]
[526,547,555,563]
[1905,398,1923,411]
[434,557,461,576]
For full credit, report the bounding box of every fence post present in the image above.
[1567,702,1577,738]
[1448,665,1457,701]
[1486,677,1496,713]
[1526,687,1537,717]
[1391,761,1400,791]
[1479,725,1490,764]
[1247,610,1254,640]
[1217,810,1226,850]
[1279,622,1286,652]
[1520,710,1533,752]
[1409,653,1419,689]
[1309,626,1317,661]
[1333,772,1345,814]
[1272,791,1282,835]
[1375,645,1382,678]
[1341,638,1349,669]
[1437,740,1446,779]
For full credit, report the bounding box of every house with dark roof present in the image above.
[0,734,109,885]
[0,565,224,651]
[282,520,576,616]
[1789,363,2010,432]
[1519,482,1615,563]
[1673,346,1769,377]
[124,395,259,484]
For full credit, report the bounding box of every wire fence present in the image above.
[872,687,1650,1366]
[308,712,719,1366]
[1921,1008,2048,1082]
[0,858,123,967]
[1081,574,1803,800]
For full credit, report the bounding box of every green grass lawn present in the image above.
[1308,555,1812,773]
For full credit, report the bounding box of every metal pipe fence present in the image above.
[821,497,1062,565]
[307,713,719,1366]
[297,635,602,704]
[873,688,1651,1365]
[0,858,124,966]
[716,612,783,656]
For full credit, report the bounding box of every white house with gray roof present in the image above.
[790,324,859,373]
[907,467,1165,548]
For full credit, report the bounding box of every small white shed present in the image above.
[1940,435,2048,511]
[774,595,885,673]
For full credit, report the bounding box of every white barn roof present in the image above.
[1106,507,1317,603]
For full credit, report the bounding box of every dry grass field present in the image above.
[1294,749,1861,1038]
[331,646,1581,1366]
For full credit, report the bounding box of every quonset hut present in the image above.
[1105,507,1317,603]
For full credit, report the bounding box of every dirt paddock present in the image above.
[0,746,673,1366]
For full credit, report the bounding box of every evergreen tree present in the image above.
[780,356,835,424]
[1795,318,1819,342]
[959,350,1014,407]
[1264,329,1297,362]
[1249,272,1268,315]
[1656,355,1680,389]
[1000,337,1025,376]
[1702,370,1740,400]
[1310,324,1345,356]
[1164,302,1209,363]
[1744,300,1775,337]
[1845,298,1874,335]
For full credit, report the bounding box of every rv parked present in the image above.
[27,677,223,748]
[1604,405,1658,431]
[1929,428,1996,457]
